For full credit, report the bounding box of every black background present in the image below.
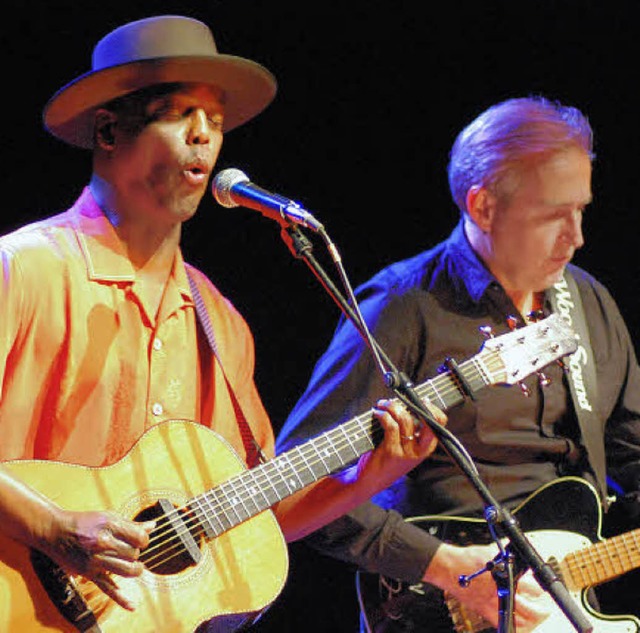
[4,1,639,631]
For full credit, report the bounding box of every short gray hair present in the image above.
[447,96,594,213]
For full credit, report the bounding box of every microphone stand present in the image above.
[278,222,592,633]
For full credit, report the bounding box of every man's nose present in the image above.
[565,210,584,248]
[187,110,211,145]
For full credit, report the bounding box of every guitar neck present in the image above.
[190,348,496,539]
[561,527,640,590]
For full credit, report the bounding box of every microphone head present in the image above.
[212,168,250,208]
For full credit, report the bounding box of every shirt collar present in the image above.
[446,219,499,303]
[71,186,192,301]
[72,186,135,282]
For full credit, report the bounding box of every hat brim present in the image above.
[43,55,277,148]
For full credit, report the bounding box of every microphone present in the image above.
[212,168,324,232]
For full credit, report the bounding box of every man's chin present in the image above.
[175,192,205,221]
[544,265,568,288]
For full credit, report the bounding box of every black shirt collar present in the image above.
[446,219,498,304]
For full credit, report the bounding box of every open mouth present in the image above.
[184,163,209,185]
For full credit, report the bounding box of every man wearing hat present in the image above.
[0,14,443,632]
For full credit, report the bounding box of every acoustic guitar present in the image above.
[0,314,576,632]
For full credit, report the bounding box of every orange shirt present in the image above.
[0,187,274,467]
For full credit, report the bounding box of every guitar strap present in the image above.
[549,269,607,505]
[187,270,267,468]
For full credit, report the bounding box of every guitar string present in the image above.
[355,523,640,633]
[108,351,496,583]
[135,337,556,573]
[139,345,537,572]
[113,329,563,580]
[373,515,640,632]
[154,339,573,579]
[79,356,487,612]
[77,322,568,611]
[82,352,565,612]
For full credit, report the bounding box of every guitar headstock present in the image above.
[479,313,578,386]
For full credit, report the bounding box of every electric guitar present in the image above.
[357,477,640,633]
[0,314,576,633]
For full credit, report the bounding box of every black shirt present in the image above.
[276,220,640,582]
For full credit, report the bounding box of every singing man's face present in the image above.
[104,82,225,228]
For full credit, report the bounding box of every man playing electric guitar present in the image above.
[356,476,640,632]
[276,96,640,632]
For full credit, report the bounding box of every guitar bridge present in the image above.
[30,548,102,632]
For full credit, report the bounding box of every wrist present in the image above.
[421,542,462,591]
[0,466,66,552]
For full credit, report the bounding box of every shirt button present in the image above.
[153,338,163,351]
[152,402,164,416]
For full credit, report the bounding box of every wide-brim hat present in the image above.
[43,15,277,148]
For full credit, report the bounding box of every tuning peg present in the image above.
[537,371,551,387]
[557,359,569,373]
[479,325,495,338]
[506,316,520,331]
[526,309,545,323]
[518,381,531,397]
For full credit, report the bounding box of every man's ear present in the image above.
[465,185,495,233]
[94,109,117,149]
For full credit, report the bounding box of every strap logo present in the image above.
[553,277,592,412]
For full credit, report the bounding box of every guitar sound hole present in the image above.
[135,500,204,576]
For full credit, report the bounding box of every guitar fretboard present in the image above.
[561,527,640,590]
[190,348,497,539]
[184,312,576,541]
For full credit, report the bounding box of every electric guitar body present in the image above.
[357,477,640,633]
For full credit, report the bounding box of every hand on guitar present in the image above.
[278,399,444,543]
[424,542,557,632]
[43,509,156,611]
[355,398,443,487]
[0,463,154,612]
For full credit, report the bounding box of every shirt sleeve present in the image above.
[277,272,442,581]
[277,273,426,453]
[304,500,441,583]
